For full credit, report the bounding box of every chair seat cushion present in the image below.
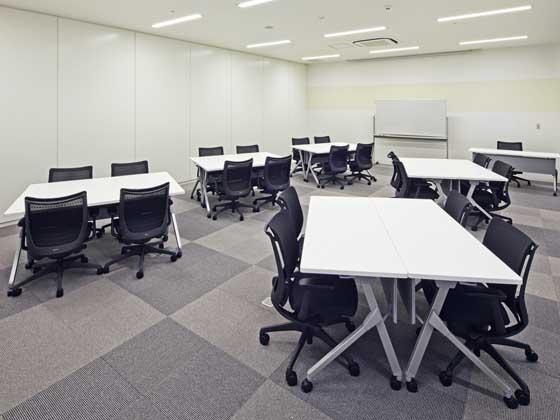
[289,274,358,324]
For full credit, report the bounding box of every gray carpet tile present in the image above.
[525,294,560,336]
[3,359,142,420]
[103,318,208,394]
[0,267,42,320]
[174,207,236,241]
[106,398,168,420]
[147,340,265,420]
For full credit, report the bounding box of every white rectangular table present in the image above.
[400,158,508,220]
[300,196,522,399]
[292,143,357,186]
[470,148,559,196]
[4,172,186,288]
[190,152,280,218]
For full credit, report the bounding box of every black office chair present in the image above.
[314,136,331,144]
[253,156,291,212]
[7,192,103,299]
[444,191,472,227]
[291,137,310,176]
[236,144,259,154]
[48,166,93,183]
[428,218,539,409]
[259,210,360,392]
[212,159,254,221]
[394,160,439,199]
[317,145,349,189]
[191,146,224,202]
[473,153,491,168]
[345,143,376,185]
[101,183,180,279]
[470,160,513,230]
[277,186,305,263]
[497,141,531,187]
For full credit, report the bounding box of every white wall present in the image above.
[0,6,307,223]
[307,45,560,165]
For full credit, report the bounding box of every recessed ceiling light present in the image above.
[302,54,341,61]
[246,40,291,49]
[152,13,202,28]
[370,46,419,54]
[459,35,528,45]
[238,0,276,8]
[438,5,532,22]
[324,26,387,38]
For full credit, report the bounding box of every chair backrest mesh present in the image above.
[111,161,149,177]
[263,156,291,192]
[473,153,490,168]
[444,191,471,227]
[497,141,523,151]
[199,146,224,157]
[48,166,93,183]
[388,152,402,191]
[277,187,304,238]
[329,145,349,172]
[223,159,253,197]
[355,143,373,169]
[314,136,331,144]
[490,160,513,200]
[236,145,259,154]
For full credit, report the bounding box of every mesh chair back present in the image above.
[263,156,291,192]
[25,191,89,258]
[444,191,472,227]
[199,146,224,157]
[483,218,538,326]
[277,187,304,238]
[394,161,412,198]
[111,160,149,177]
[490,160,513,201]
[314,136,331,144]
[118,183,170,242]
[48,166,93,183]
[473,153,491,168]
[497,141,523,151]
[388,152,402,190]
[355,143,373,170]
[265,209,299,307]
[328,145,349,173]
[292,137,310,161]
[223,159,253,197]
[236,145,259,154]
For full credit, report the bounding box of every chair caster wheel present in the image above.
[390,376,402,391]
[259,332,270,346]
[56,289,64,298]
[239,216,244,221]
[406,379,418,393]
[207,214,211,219]
[367,182,372,186]
[136,271,144,279]
[7,287,22,297]
[176,251,182,259]
[439,371,453,387]
[96,267,105,275]
[525,349,538,362]
[348,362,360,377]
[340,186,344,190]
[515,389,530,406]
[345,321,356,332]
[504,395,519,409]
[317,185,321,188]
[81,256,89,263]
[286,370,298,387]
[212,215,217,221]
[170,255,178,262]
[96,230,104,239]
[301,379,313,393]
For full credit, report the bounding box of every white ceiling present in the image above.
[2,0,560,63]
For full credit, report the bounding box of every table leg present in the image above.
[200,169,211,218]
[170,211,183,254]
[405,282,514,399]
[554,170,558,196]
[433,180,447,205]
[190,167,201,200]
[305,278,402,388]
[307,153,321,187]
[466,182,493,220]
[8,240,22,288]
[380,277,397,323]
[299,150,309,182]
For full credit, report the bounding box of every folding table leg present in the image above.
[553,170,558,196]
[299,150,309,182]
[380,277,397,323]
[305,278,402,390]
[466,182,493,220]
[170,212,182,254]
[200,169,211,218]
[8,240,22,288]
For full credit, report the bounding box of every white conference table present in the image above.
[292,143,357,186]
[190,152,280,218]
[4,172,186,288]
[470,148,559,196]
[300,196,521,400]
[400,158,508,220]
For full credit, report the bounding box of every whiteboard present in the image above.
[375,100,447,139]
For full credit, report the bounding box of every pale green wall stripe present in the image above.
[308,78,560,112]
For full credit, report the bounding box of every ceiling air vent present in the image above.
[328,42,354,50]
[353,37,397,48]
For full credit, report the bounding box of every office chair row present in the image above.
[9,161,180,299]
[291,137,377,189]
[190,145,293,221]
[388,151,514,231]
[259,187,539,408]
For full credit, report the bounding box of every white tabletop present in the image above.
[292,142,358,154]
[400,158,508,182]
[191,152,280,172]
[4,172,185,217]
[470,148,560,160]
[374,198,521,285]
[300,196,407,278]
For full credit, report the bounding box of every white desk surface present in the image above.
[300,196,407,278]
[374,198,521,285]
[470,148,560,160]
[292,142,357,154]
[4,172,185,217]
[191,152,280,172]
[401,158,508,182]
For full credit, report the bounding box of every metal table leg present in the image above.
[170,211,183,255]
[404,281,514,399]
[466,182,493,220]
[200,169,211,218]
[554,170,558,196]
[8,240,22,288]
[305,277,402,389]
